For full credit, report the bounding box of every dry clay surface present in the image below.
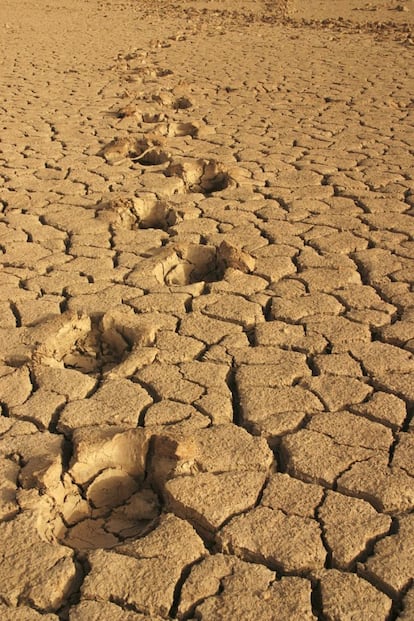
[0,0,413,619]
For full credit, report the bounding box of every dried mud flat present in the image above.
[0,0,413,619]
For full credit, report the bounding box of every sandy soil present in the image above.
[0,0,413,619]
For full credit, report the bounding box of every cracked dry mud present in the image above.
[0,0,413,619]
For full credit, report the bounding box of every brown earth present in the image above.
[0,0,413,619]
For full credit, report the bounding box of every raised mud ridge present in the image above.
[0,0,413,619]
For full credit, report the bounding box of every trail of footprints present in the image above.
[96,48,250,289]
[1,34,262,585]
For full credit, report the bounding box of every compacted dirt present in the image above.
[0,0,413,619]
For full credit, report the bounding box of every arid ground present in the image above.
[0,0,413,619]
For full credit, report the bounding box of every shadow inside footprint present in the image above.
[200,160,231,193]
[142,111,166,123]
[157,68,173,77]
[173,96,193,110]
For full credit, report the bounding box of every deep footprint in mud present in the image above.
[167,121,199,137]
[96,195,177,230]
[163,243,219,286]
[165,158,234,195]
[98,136,170,166]
[29,311,135,376]
[17,312,164,550]
[131,138,171,166]
[57,444,160,551]
[126,240,255,289]
[11,406,160,550]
